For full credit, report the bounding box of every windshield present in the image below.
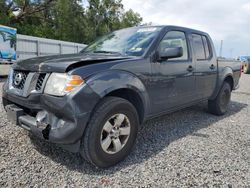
[81,27,163,57]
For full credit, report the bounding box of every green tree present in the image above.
[0,0,143,44]
[52,0,88,43]
[85,0,124,42]
[120,9,142,28]
[0,31,6,41]
[0,0,56,37]
[85,0,142,43]
[6,33,17,48]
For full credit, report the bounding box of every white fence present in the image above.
[17,34,87,60]
[0,34,87,75]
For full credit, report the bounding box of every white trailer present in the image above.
[17,34,86,60]
[0,34,87,76]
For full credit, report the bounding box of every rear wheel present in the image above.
[243,62,250,74]
[208,82,231,116]
[80,97,139,168]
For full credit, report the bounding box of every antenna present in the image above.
[230,48,234,58]
[219,40,223,57]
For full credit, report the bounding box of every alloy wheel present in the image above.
[100,113,131,154]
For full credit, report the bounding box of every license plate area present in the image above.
[6,104,24,125]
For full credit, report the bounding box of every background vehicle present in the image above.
[2,26,241,168]
[0,25,16,76]
[0,25,17,61]
[0,26,86,76]
[238,56,250,74]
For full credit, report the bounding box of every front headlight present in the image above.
[44,73,84,96]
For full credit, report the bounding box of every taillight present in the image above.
[240,64,243,77]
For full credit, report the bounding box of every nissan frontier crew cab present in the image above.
[2,26,241,168]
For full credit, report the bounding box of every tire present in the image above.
[208,82,232,116]
[243,62,250,74]
[80,97,139,168]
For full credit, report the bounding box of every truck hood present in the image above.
[13,53,131,72]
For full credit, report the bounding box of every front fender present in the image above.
[85,70,150,115]
[209,66,233,100]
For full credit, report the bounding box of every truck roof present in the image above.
[136,25,209,36]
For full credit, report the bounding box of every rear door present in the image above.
[150,30,196,114]
[191,34,217,99]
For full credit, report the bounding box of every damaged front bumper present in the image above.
[2,81,100,152]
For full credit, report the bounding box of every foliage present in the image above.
[0,0,143,44]
[0,31,6,41]
[6,33,17,48]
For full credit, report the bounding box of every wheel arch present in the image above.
[105,88,145,124]
[224,75,234,91]
[86,70,150,124]
[209,67,234,100]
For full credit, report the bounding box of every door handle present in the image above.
[187,65,194,72]
[210,64,215,70]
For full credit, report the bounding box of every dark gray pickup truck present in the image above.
[2,26,241,167]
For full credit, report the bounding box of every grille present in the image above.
[12,71,28,90]
[35,73,46,91]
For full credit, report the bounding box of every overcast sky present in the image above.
[122,0,250,58]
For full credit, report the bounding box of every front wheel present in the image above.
[80,97,139,168]
[208,82,232,116]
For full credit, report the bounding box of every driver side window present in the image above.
[158,31,188,61]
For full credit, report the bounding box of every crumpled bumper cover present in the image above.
[2,82,101,149]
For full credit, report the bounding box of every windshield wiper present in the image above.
[93,50,123,56]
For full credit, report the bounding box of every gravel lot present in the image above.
[0,74,250,187]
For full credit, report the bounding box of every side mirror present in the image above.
[158,47,183,61]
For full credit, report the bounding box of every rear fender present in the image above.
[209,67,233,100]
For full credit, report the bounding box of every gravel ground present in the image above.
[0,74,250,187]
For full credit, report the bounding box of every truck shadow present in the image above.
[30,100,247,174]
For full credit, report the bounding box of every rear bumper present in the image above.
[2,81,101,151]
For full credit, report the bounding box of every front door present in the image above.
[150,30,196,115]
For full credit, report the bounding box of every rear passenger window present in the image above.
[192,34,205,60]
[202,36,211,59]
[158,31,188,61]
